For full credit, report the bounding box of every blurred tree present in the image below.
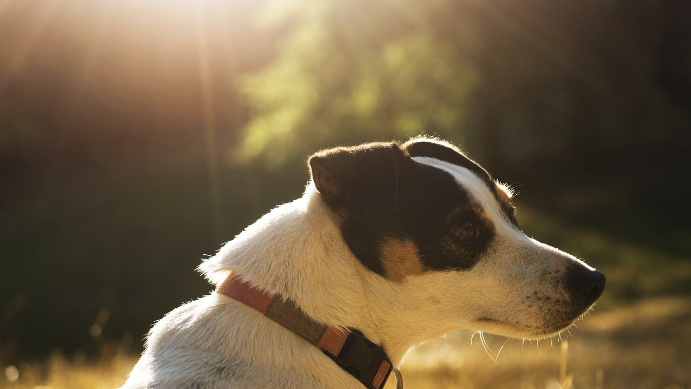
[236,0,691,174]
[236,0,479,168]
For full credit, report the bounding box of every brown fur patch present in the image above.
[380,238,424,282]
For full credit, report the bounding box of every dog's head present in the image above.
[308,138,605,339]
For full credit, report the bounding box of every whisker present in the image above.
[479,332,498,363]
[495,338,509,361]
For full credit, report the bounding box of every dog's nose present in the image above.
[568,269,606,306]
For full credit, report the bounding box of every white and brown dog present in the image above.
[121,138,605,389]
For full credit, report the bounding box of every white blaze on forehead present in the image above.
[412,156,518,231]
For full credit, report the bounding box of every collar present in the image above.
[217,273,402,389]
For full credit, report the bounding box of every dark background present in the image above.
[1,0,689,362]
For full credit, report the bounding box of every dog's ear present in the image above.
[308,142,403,219]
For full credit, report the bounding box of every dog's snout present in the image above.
[568,269,606,305]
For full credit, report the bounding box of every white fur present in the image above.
[122,153,596,389]
[122,186,392,388]
[411,157,594,338]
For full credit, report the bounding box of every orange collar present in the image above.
[217,273,394,389]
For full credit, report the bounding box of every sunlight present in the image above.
[194,0,224,243]
[0,0,62,95]
[0,0,12,21]
[68,0,116,113]
[0,0,259,100]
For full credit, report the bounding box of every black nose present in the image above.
[568,269,606,306]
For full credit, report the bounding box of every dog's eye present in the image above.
[451,221,481,241]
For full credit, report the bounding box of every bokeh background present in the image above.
[1,0,690,388]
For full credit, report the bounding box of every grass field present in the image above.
[2,207,690,389]
[2,297,689,389]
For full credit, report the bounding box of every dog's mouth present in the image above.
[476,315,581,340]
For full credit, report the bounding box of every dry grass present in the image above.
[388,296,691,389]
[2,296,689,389]
[1,348,135,389]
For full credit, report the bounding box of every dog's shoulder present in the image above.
[121,294,363,389]
[122,296,258,388]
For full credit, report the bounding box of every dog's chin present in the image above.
[476,318,577,340]
[523,321,576,340]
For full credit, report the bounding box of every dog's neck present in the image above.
[199,185,445,365]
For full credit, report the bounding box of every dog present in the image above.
[120,137,605,389]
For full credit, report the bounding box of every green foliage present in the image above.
[236,0,477,167]
[235,0,691,174]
